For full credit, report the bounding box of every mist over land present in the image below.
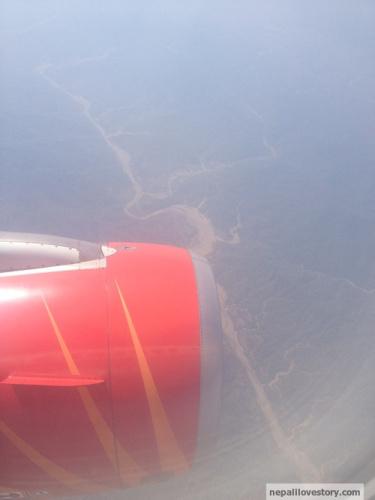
[1,2,375,499]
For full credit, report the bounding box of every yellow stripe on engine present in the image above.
[42,296,144,485]
[0,420,98,493]
[115,281,188,473]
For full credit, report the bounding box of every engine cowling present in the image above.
[0,234,222,498]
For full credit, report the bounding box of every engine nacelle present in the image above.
[0,233,222,498]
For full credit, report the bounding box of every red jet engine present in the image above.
[0,233,222,498]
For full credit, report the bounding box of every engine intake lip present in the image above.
[190,253,223,464]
